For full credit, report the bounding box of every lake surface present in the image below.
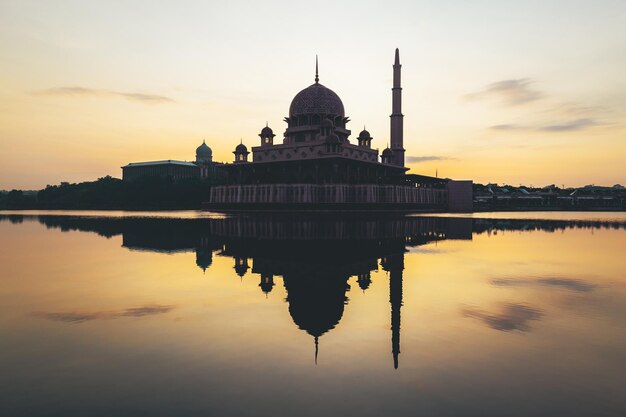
[1,211,625,417]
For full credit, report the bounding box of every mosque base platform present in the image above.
[202,202,448,213]
[203,182,473,213]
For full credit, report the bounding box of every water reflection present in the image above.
[11,215,476,369]
[31,304,176,323]
[1,213,626,417]
[3,214,624,369]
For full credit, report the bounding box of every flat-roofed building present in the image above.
[122,140,222,181]
[122,160,200,181]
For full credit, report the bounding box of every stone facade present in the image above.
[252,141,378,163]
[208,183,447,208]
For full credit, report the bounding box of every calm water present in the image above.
[1,212,625,417]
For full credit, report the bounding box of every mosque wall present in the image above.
[252,142,378,163]
[208,183,447,207]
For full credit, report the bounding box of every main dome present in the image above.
[289,83,345,117]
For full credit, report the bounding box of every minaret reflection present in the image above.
[381,254,404,369]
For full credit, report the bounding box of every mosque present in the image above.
[121,49,472,211]
[207,49,473,212]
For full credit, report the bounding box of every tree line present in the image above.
[0,176,212,210]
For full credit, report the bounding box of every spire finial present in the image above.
[315,55,319,84]
[240,137,242,144]
[266,121,268,127]
[203,139,205,144]
[315,336,319,365]
[394,48,400,66]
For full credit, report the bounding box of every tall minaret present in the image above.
[390,48,405,167]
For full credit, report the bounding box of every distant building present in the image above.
[121,140,222,181]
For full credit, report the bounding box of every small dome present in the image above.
[358,129,371,139]
[325,133,340,144]
[196,140,212,157]
[382,147,394,157]
[321,118,334,128]
[235,143,248,153]
[260,125,274,137]
[289,83,345,117]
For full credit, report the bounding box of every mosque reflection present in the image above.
[208,217,464,369]
[4,214,624,369]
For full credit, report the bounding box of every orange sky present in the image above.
[1,0,625,190]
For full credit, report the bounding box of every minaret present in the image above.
[390,48,405,167]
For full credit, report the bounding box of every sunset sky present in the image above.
[1,0,624,190]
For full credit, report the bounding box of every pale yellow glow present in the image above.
[1,1,625,189]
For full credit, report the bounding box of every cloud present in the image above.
[552,103,609,117]
[491,277,597,292]
[490,124,526,131]
[462,303,543,331]
[115,92,175,103]
[406,155,454,163]
[32,304,176,323]
[538,118,599,132]
[489,118,600,133]
[37,86,99,96]
[466,78,543,106]
[33,86,174,103]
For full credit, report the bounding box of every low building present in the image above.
[122,140,222,181]
[122,160,200,181]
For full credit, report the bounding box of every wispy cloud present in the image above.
[33,86,175,104]
[491,277,597,292]
[115,92,175,103]
[539,118,599,132]
[32,304,176,323]
[406,155,454,163]
[490,124,526,131]
[552,103,610,117]
[465,78,543,106]
[490,118,600,133]
[462,303,543,332]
